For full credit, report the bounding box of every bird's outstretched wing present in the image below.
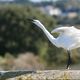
[51,26,74,34]
[51,27,69,33]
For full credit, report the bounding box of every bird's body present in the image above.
[31,19,80,69]
[52,26,80,50]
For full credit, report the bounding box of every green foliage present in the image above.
[0,4,56,55]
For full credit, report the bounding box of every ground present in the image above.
[5,70,80,80]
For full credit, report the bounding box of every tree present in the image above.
[0,5,57,56]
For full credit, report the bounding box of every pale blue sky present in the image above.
[30,0,58,2]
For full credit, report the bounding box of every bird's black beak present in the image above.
[27,18,34,22]
[27,18,36,24]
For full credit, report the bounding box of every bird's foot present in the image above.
[66,66,71,70]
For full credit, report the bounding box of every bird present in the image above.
[31,19,80,69]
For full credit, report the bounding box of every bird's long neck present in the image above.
[36,22,56,45]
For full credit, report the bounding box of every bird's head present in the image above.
[27,18,42,26]
[32,19,41,25]
[28,19,44,29]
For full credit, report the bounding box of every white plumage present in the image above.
[51,26,80,50]
[32,19,80,69]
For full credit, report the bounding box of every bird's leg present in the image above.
[66,50,72,69]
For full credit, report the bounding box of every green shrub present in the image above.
[0,4,56,54]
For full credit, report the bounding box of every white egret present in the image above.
[30,19,80,69]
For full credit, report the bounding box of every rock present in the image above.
[16,70,80,80]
